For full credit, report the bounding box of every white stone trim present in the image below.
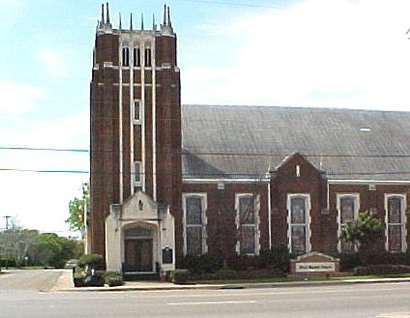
[183,178,270,184]
[329,179,410,185]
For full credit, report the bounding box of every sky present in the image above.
[1,0,410,237]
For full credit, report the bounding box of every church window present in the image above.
[133,161,142,186]
[133,47,140,67]
[183,194,207,255]
[236,194,259,254]
[385,195,406,252]
[122,42,130,67]
[145,48,152,67]
[337,194,359,253]
[287,194,311,254]
[133,100,142,124]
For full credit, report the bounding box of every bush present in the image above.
[0,258,16,268]
[170,269,190,284]
[354,264,410,276]
[104,271,124,287]
[340,251,410,272]
[227,254,255,271]
[183,254,223,275]
[258,245,292,272]
[78,254,104,271]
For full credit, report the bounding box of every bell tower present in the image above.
[89,3,182,262]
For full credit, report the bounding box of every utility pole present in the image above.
[4,215,12,230]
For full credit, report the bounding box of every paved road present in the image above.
[1,274,410,318]
[0,269,62,291]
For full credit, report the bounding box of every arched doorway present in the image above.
[123,225,155,272]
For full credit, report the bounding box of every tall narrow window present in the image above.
[133,100,141,124]
[183,194,207,255]
[133,47,140,67]
[133,161,142,186]
[337,194,359,253]
[288,195,310,254]
[145,48,152,67]
[386,195,406,252]
[122,46,130,67]
[236,194,258,254]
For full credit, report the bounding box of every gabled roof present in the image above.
[181,105,410,182]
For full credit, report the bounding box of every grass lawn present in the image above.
[190,273,410,285]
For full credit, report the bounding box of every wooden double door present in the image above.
[124,239,153,272]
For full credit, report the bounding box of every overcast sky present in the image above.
[1,0,409,236]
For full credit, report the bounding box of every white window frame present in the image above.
[133,100,142,124]
[337,193,360,253]
[182,193,207,255]
[235,193,260,255]
[385,194,407,252]
[287,194,311,254]
[132,161,143,187]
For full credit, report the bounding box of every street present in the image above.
[1,270,410,318]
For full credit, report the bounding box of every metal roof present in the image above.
[181,105,410,182]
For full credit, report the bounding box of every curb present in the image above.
[52,273,410,292]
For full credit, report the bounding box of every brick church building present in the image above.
[89,3,410,272]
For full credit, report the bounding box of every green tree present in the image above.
[66,182,89,238]
[27,233,84,268]
[0,218,39,265]
[340,211,385,252]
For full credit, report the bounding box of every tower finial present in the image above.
[141,13,144,31]
[163,4,167,26]
[119,12,122,30]
[152,14,156,31]
[130,13,133,31]
[101,3,105,24]
[167,6,172,27]
[106,2,110,24]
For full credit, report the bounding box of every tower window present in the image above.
[133,48,141,67]
[133,161,142,186]
[122,47,130,67]
[133,100,142,124]
[145,48,152,67]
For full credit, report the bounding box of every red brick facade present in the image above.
[90,5,410,270]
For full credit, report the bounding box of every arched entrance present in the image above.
[123,225,155,272]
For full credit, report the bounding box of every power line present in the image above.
[176,0,287,9]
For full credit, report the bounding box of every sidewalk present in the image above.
[51,270,410,292]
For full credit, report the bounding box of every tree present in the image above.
[66,182,89,238]
[0,218,39,265]
[27,233,83,268]
[340,211,385,252]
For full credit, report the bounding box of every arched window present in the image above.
[145,48,152,67]
[385,195,406,252]
[337,194,359,253]
[133,47,141,67]
[288,195,310,254]
[236,194,259,254]
[183,193,207,255]
[122,44,130,67]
